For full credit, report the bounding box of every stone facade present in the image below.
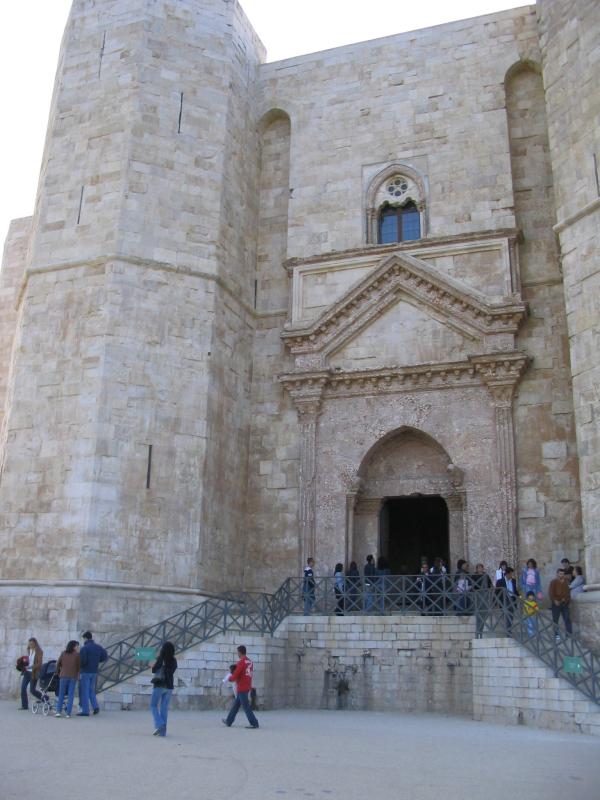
[1,0,599,682]
[91,619,600,736]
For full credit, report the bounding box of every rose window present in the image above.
[386,177,409,198]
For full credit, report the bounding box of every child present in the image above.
[222,663,237,696]
[524,591,539,637]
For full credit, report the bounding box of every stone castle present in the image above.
[1,0,599,679]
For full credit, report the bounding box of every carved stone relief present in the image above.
[280,244,529,572]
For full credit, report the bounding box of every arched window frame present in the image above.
[365,162,428,245]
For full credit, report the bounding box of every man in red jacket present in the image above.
[222,645,259,729]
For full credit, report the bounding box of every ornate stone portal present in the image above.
[281,243,529,570]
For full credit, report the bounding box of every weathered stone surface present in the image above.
[0,0,598,683]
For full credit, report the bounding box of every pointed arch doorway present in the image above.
[352,427,466,572]
[380,495,449,573]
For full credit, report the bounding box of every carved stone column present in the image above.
[344,479,362,567]
[445,493,467,567]
[281,376,327,569]
[477,356,528,567]
[296,398,320,565]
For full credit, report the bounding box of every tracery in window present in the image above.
[365,163,427,245]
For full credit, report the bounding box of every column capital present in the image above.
[472,353,529,407]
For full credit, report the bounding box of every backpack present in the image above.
[15,655,29,673]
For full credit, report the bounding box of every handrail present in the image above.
[96,575,600,705]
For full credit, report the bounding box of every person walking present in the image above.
[222,645,259,729]
[20,637,43,711]
[549,568,573,641]
[54,640,80,718]
[302,557,316,615]
[77,631,108,717]
[150,641,177,737]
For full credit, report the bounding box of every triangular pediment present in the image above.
[330,298,473,371]
[281,251,527,359]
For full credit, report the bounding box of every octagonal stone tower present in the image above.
[0,0,265,667]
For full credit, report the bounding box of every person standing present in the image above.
[494,560,508,585]
[376,556,391,613]
[560,558,574,579]
[334,563,345,615]
[303,557,316,615]
[520,558,543,600]
[549,568,573,641]
[222,645,259,729]
[345,561,361,612]
[54,640,80,718]
[363,554,376,612]
[496,567,520,630]
[20,637,43,711]
[570,565,585,598]
[523,591,539,638]
[472,564,492,636]
[77,631,108,716]
[454,559,472,615]
[150,641,177,737]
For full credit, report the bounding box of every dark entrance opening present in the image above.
[380,496,449,574]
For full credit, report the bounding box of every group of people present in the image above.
[18,631,107,717]
[493,557,584,641]
[19,633,257,737]
[304,554,585,641]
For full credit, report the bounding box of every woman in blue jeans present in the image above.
[150,641,177,737]
[54,640,80,718]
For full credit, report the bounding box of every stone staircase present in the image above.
[99,615,600,736]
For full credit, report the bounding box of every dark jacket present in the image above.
[80,639,108,674]
[152,656,177,690]
[496,576,520,600]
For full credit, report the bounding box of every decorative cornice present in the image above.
[284,228,520,272]
[282,251,527,358]
[280,352,530,401]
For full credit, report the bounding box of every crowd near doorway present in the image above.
[380,495,449,574]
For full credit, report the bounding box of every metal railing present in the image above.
[96,575,600,705]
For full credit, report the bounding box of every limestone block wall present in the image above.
[0,218,30,434]
[258,7,540,258]
[537,0,600,583]
[244,2,584,589]
[472,637,600,735]
[0,0,267,631]
[506,63,582,573]
[0,583,206,696]
[245,316,300,589]
[277,616,474,715]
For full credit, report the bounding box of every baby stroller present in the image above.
[31,659,58,716]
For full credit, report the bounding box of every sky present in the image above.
[0,0,524,248]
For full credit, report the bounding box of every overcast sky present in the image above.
[0,0,524,247]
